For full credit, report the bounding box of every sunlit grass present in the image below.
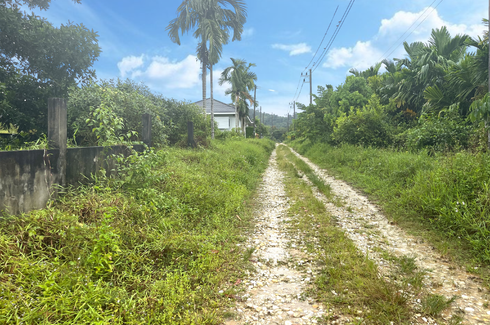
[0,138,275,324]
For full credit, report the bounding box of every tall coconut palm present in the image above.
[166,0,247,139]
[219,58,256,133]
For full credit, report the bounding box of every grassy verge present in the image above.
[0,138,275,324]
[289,139,490,284]
[276,145,459,324]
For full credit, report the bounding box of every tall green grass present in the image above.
[290,139,490,268]
[0,138,275,324]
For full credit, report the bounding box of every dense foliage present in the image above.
[67,79,210,147]
[0,0,100,138]
[0,139,275,324]
[291,24,488,152]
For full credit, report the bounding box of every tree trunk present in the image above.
[242,116,245,135]
[235,99,239,132]
[202,59,207,114]
[210,64,214,139]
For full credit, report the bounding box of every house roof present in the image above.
[194,98,235,114]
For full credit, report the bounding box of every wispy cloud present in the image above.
[272,43,312,56]
[242,28,255,38]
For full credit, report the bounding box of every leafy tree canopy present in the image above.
[0,0,100,135]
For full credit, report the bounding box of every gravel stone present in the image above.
[224,148,325,324]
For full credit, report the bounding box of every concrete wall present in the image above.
[0,98,151,216]
[0,150,57,215]
[0,145,144,215]
[66,145,144,185]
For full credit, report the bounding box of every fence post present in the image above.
[142,114,151,147]
[48,98,67,187]
[187,121,195,148]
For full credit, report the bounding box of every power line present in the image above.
[313,0,356,72]
[292,76,303,102]
[303,6,339,73]
[295,81,305,102]
[377,0,438,62]
[381,0,445,61]
[378,0,437,61]
[290,0,355,104]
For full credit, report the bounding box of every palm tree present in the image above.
[392,27,469,114]
[166,0,247,139]
[219,58,257,133]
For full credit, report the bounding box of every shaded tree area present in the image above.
[291,23,489,153]
[0,0,101,138]
[1,0,212,149]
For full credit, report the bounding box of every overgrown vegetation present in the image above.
[290,140,490,281]
[285,18,490,285]
[289,23,488,152]
[276,145,458,324]
[0,139,275,324]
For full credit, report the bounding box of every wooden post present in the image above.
[142,114,151,147]
[48,98,67,187]
[187,121,195,148]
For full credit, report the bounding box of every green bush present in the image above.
[399,114,475,152]
[68,79,166,146]
[162,100,211,147]
[333,95,392,147]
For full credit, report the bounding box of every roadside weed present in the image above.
[0,138,275,324]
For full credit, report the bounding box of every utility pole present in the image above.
[488,0,490,149]
[289,101,296,131]
[301,70,312,105]
[309,69,313,105]
[253,85,257,136]
[293,101,296,121]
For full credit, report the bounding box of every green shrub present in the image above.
[68,79,166,146]
[399,114,475,152]
[333,95,392,147]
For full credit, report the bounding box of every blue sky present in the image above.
[31,0,487,117]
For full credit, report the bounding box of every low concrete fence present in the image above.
[0,98,150,215]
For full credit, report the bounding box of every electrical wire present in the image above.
[313,0,355,72]
[376,0,438,62]
[382,0,444,60]
[303,5,339,73]
[290,0,355,103]
[291,76,303,102]
[295,81,305,102]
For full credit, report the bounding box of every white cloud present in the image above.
[242,28,254,38]
[272,43,312,56]
[117,55,144,78]
[378,8,483,42]
[322,7,485,72]
[130,55,201,89]
[323,41,383,71]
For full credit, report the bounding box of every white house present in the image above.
[194,98,252,132]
